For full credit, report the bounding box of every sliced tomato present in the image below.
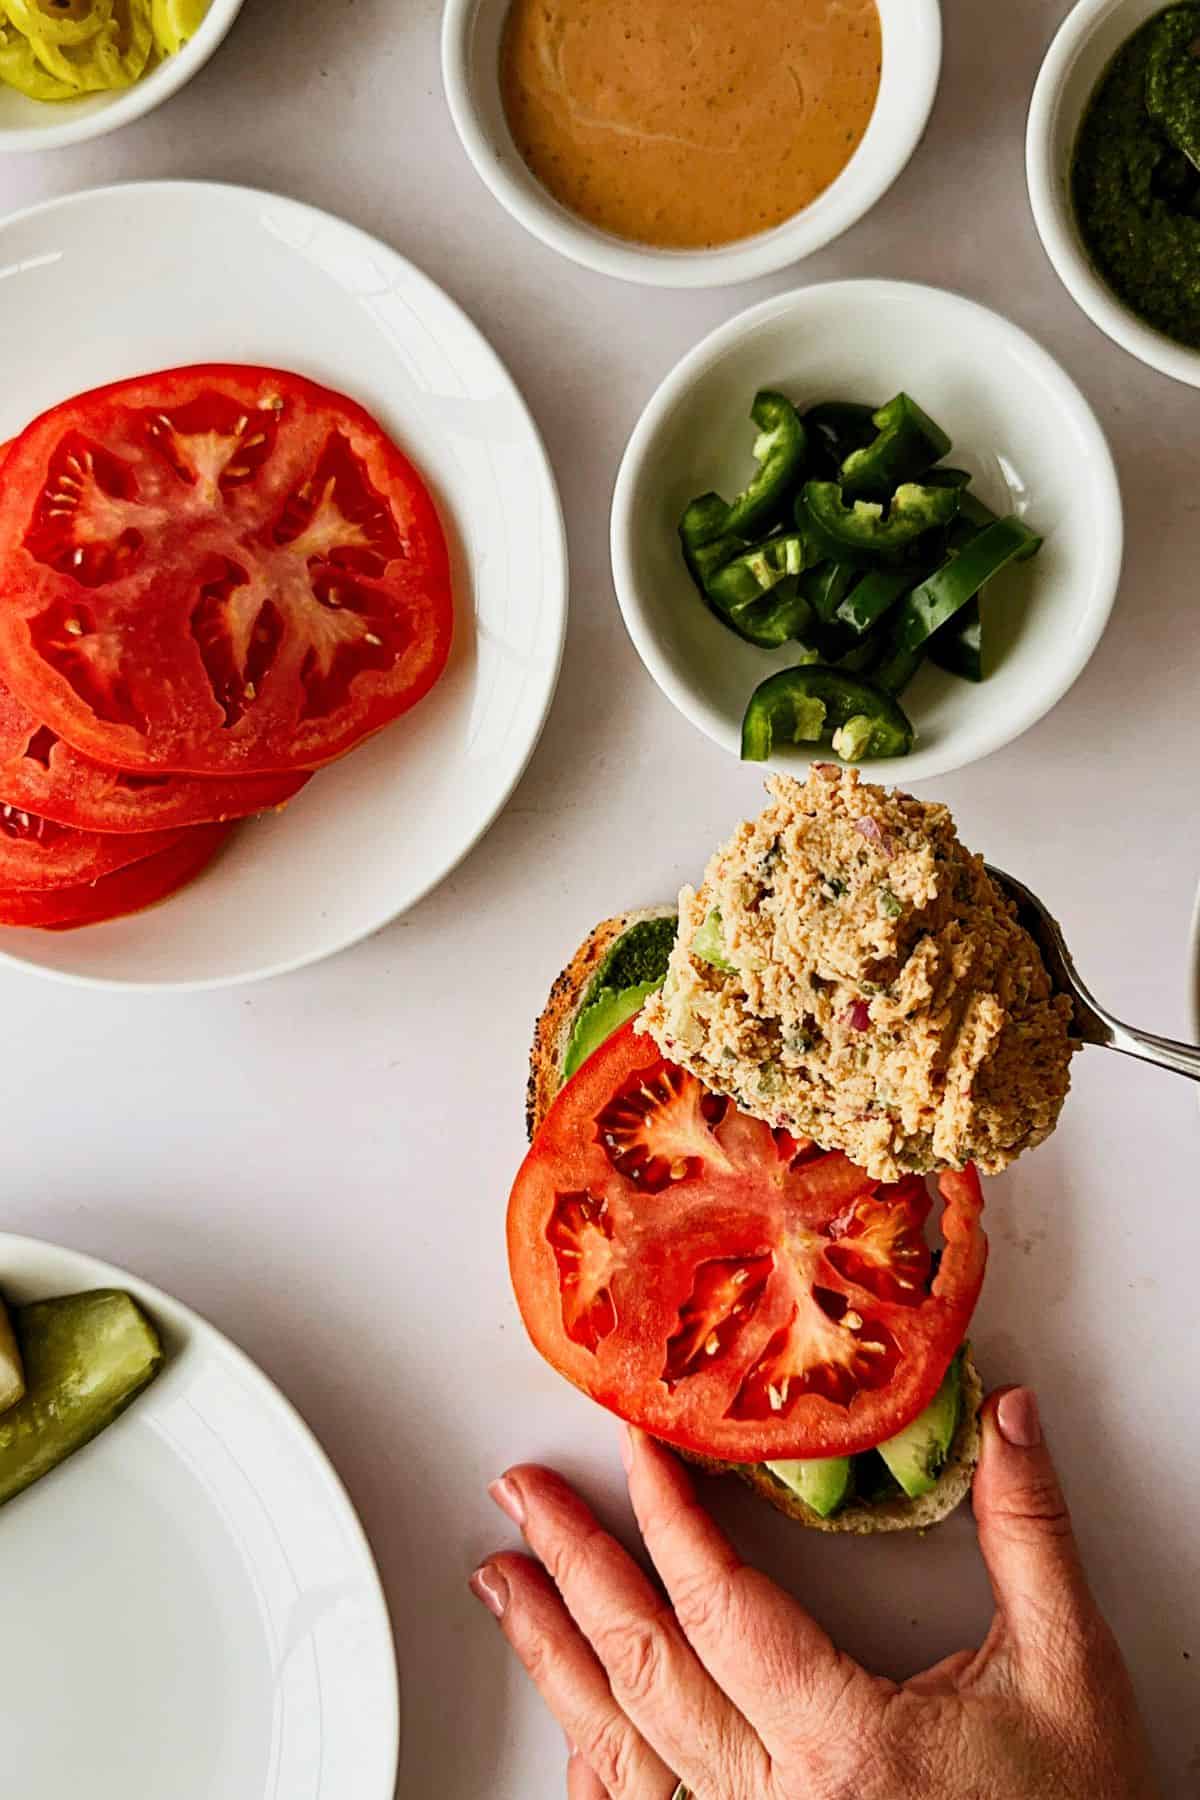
[0,800,189,891]
[508,1020,987,1461]
[0,823,232,931]
[0,674,308,833]
[0,366,453,774]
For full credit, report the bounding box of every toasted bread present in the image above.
[526,911,983,1534]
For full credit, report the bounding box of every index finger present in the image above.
[623,1427,874,1757]
[492,1462,770,1797]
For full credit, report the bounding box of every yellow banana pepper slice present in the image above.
[0,19,78,94]
[0,0,207,98]
[3,0,112,46]
[150,0,206,56]
[19,0,153,89]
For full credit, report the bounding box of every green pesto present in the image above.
[1072,4,1200,349]
[589,915,677,999]
[1147,5,1200,161]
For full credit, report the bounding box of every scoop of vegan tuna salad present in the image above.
[639,766,1075,1181]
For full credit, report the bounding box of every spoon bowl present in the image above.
[987,864,1200,1081]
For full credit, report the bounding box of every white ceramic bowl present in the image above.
[441,0,941,288]
[1027,0,1200,387]
[611,278,1123,782]
[0,182,566,991]
[0,0,243,152]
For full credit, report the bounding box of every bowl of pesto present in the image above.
[1028,0,1200,386]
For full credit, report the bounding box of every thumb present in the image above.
[972,1386,1096,1660]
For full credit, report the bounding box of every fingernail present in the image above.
[488,1474,526,1527]
[997,1386,1042,1449]
[469,1563,509,1619]
[619,1423,634,1475]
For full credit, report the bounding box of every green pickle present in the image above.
[0,1297,24,1415]
[0,1289,163,1509]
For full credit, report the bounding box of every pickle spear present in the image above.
[0,1290,163,1509]
[0,1298,24,1416]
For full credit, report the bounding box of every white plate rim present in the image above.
[610,275,1123,782]
[0,179,569,994]
[0,1226,400,1794]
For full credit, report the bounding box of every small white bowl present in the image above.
[611,279,1123,783]
[1027,0,1200,388]
[441,0,941,288]
[0,0,244,153]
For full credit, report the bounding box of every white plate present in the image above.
[611,278,1122,782]
[0,1233,398,1799]
[0,181,566,990]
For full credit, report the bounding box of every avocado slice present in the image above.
[0,1290,164,1509]
[565,978,663,1080]
[692,907,735,973]
[563,915,678,1081]
[0,1298,24,1416]
[877,1353,962,1499]
[763,1455,852,1518]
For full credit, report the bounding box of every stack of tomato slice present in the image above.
[509,1021,988,1461]
[0,365,453,931]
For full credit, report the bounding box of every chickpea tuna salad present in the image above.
[640,765,1076,1181]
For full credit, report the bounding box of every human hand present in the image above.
[469,1389,1160,1798]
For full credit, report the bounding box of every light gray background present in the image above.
[1,0,1198,1793]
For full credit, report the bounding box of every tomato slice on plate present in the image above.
[0,674,308,833]
[0,366,453,774]
[0,822,232,930]
[0,802,188,891]
[508,1020,988,1461]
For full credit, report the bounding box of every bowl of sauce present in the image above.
[443,0,941,286]
[1028,0,1200,386]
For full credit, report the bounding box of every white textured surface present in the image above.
[0,0,1197,1795]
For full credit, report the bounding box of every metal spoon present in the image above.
[986,865,1200,1083]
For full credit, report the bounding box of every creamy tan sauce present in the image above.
[499,0,882,250]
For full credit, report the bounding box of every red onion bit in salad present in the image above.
[854,816,895,856]
[843,999,873,1033]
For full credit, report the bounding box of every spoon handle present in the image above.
[1095,1018,1200,1082]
